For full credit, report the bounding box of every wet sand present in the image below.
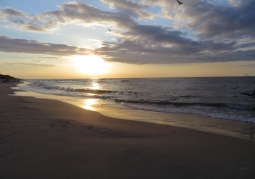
[1,83,255,179]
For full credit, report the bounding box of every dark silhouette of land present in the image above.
[0,74,20,82]
[0,74,16,79]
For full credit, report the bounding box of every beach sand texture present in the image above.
[0,83,255,179]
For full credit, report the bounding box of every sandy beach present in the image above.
[0,82,255,179]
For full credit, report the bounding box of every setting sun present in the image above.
[72,55,110,75]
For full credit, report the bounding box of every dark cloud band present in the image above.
[0,36,91,56]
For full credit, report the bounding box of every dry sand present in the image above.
[0,83,255,179]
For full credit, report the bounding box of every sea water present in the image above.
[17,77,255,123]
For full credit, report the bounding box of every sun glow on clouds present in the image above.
[72,55,110,75]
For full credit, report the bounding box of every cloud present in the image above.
[237,42,255,49]
[3,1,254,39]
[1,2,141,32]
[0,6,27,18]
[0,36,92,56]
[143,0,255,38]
[43,2,137,29]
[100,0,154,19]
[9,19,48,32]
[185,0,255,38]
[0,6,50,32]
[0,1,255,65]
[2,1,255,39]
[98,39,252,64]
[39,56,60,59]
[1,62,55,67]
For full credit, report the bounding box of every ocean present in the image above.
[16,77,255,123]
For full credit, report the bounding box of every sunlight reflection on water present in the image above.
[82,98,98,111]
[91,80,101,90]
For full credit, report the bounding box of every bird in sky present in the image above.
[177,0,183,5]
[108,29,112,32]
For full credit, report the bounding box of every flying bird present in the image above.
[177,0,183,5]
[108,29,112,32]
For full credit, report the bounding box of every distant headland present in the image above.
[0,74,20,82]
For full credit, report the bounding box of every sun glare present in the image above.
[82,99,97,111]
[72,55,110,75]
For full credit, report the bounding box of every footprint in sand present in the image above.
[50,120,71,132]
[238,164,247,170]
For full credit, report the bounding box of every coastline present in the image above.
[13,81,255,141]
[1,82,255,178]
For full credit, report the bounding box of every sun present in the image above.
[72,55,110,75]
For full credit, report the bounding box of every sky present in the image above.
[0,0,255,79]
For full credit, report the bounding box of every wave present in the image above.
[19,79,255,123]
[29,81,116,94]
[73,89,116,94]
[114,99,255,111]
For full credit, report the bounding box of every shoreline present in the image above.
[1,82,255,178]
[13,82,255,141]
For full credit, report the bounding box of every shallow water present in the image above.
[12,89,254,141]
[17,77,255,123]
